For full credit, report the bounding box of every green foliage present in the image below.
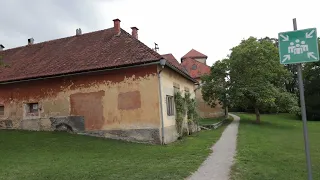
[201,59,230,109]
[303,38,320,120]
[227,37,298,122]
[174,91,186,123]
[185,92,199,123]
[174,91,186,136]
[174,91,198,136]
[275,91,300,114]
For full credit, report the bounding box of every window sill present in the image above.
[24,112,40,120]
[27,112,39,116]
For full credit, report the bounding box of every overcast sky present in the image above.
[1,0,320,66]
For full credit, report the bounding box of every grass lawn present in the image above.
[231,113,320,180]
[198,116,225,126]
[0,120,231,180]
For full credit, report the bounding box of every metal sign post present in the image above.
[293,18,313,180]
[278,18,315,180]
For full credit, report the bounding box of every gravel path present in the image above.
[187,114,240,180]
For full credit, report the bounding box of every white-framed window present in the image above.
[166,95,174,116]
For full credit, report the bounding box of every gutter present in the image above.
[157,68,165,144]
[0,60,161,85]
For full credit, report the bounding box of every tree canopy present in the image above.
[202,37,299,123]
[201,58,230,117]
[304,38,320,120]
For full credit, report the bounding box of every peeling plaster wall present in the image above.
[195,79,224,118]
[159,66,195,143]
[0,65,161,143]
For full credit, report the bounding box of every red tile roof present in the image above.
[161,53,188,73]
[181,49,207,61]
[181,57,210,79]
[0,28,163,83]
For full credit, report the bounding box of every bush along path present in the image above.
[188,114,240,180]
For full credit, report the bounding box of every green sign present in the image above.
[278,28,319,64]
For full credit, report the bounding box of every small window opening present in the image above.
[166,95,175,116]
[28,103,39,113]
[0,105,4,116]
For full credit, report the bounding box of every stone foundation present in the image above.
[81,128,161,144]
[1,116,163,144]
[0,120,13,129]
[50,116,85,133]
[20,119,40,131]
[14,116,85,132]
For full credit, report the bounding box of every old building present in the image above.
[0,19,197,144]
[180,49,224,118]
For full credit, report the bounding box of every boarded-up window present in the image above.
[0,105,4,116]
[118,91,141,110]
[70,91,105,130]
[166,95,174,116]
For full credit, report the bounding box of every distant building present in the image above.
[180,49,224,118]
[0,19,197,144]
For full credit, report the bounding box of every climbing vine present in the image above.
[174,91,186,136]
[185,92,199,124]
[174,91,199,137]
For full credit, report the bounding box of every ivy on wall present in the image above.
[174,91,198,137]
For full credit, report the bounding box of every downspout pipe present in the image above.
[158,59,166,144]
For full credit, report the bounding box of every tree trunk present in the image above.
[255,107,261,123]
[225,106,229,119]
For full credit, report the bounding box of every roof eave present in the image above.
[181,56,208,60]
[165,62,198,84]
[0,59,161,85]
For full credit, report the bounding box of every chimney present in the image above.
[76,28,82,35]
[28,38,34,45]
[0,44,4,51]
[113,19,121,36]
[131,27,139,39]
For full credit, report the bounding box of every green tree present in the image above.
[228,37,298,123]
[304,38,320,120]
[259,37,298,95]
[201,59,230,118]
